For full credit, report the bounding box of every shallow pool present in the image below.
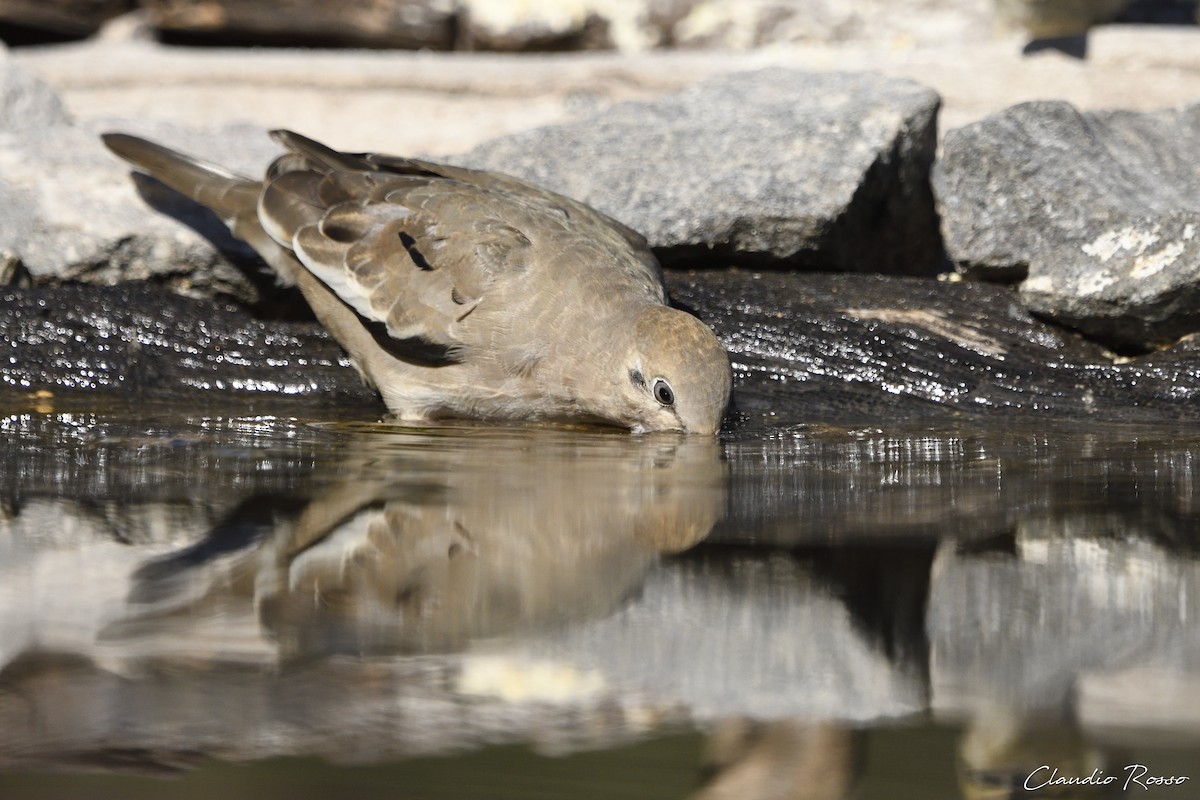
[1,400,1197,798]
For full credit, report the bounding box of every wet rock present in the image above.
[669,270,1200,423]
[459,68,944,276]
[7,273,1200,425]
[936,100,1200,351]
[0,115,282,304]
[0,283,378,408]
[0,0,133,41]
[141,0,457,49]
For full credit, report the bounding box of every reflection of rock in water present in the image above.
[497,550,929,722]
[957,712,1111,800]
[0,425,940,771]
[929,523,1200,796]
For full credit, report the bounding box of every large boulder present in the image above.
[459,68,944,276]
[2,68,944,301]
[936,100,1200,351]
[0,74,282,304]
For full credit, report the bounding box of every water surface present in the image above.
[1,399,1198,798]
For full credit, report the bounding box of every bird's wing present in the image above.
[259,166,552,350]
[258,134,666,352]
[266,130,652,258]
[365,153,656,258]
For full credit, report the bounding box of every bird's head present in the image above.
[613,305,732,435]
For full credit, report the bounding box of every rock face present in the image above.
[936,100,1200,351]
[461,69,944,276]
[1,66,942,302]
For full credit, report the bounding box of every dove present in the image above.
[102,130,732,434]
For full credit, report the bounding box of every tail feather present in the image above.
[101,133,260,223]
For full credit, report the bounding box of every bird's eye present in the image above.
[652,378,675,406]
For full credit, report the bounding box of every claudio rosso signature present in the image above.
[1026,765,1189,792]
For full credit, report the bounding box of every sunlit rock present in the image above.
[936,100,1200,351]
[0,112,280,303]
[459,69,943,276]
[0,49,69,130]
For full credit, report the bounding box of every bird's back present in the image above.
[258,131,668,355]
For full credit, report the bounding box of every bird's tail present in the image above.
[101,133,261,225]
[103,132,307,285]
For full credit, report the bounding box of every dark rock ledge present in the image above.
[0,283,379,412]
[6,274,1200,427]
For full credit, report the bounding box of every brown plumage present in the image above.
[103,130,731,433]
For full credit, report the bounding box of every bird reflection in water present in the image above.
[115,425,728,662]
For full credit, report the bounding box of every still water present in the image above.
[1,399,1198,799]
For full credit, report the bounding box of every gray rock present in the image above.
[936,100,1200,351]
[0,52,70,130]
[0,116,282,303]
[459,68,944,276]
